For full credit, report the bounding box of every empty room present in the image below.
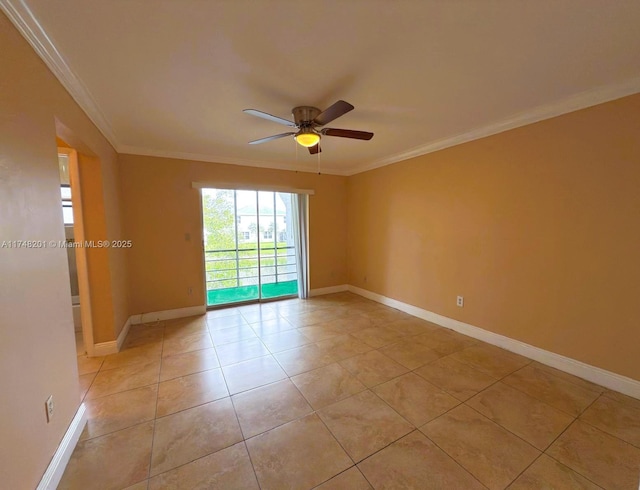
[1,1,639,489]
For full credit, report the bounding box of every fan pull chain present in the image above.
[317,149,321,175]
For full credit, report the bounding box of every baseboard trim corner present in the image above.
[130,305,207,325]
[36,403,87,490]
[116,316,132,351]
[92,340,118,356]
[309,284,349,297]
[347,285,640,400]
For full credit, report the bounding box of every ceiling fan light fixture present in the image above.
[295,131,320,148]
[245,101,373,152]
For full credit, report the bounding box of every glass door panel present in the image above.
[204,189,259,306]
[203,188,298,307]
[260,192,298,299]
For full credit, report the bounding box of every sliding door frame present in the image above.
[196,183,313,310]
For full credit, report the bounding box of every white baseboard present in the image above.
[309,284,349,297]
[348,285,640,400]
[116,316,132,350]
[91,307,205,356]
[92,340,117,356]
[91,317,131,356]
[130,305,207,325]
[36,403,87,490]
[92,317,131,356]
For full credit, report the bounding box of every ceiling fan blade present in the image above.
[308,144,321,154]
[249,132,295,145]
[313,100,354,126]
[321,128,374,140]
[244,109,296,127]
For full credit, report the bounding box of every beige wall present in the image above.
[348,94,640,381]
[3,3,639,485]
[0,13,127,488]
[57,139,128,341]
[119,154,348,314]
[75,154,115,343]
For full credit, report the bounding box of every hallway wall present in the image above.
[0,12,128,488]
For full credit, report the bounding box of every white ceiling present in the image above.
[4,0,640,175]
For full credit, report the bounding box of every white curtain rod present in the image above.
[191,181,315,195]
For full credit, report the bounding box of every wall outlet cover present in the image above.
[45,395,54,422]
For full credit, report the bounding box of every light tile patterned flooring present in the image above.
[65,293,640,489]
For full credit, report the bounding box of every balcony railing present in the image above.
[204,246,297,290]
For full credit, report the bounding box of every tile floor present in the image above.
[64,292,640,489]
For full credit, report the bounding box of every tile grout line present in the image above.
[531,361,608,394]
[542,453,606,489]
[301,298,411,474]
[411,359,542,488]
[539,418,603,487]
[143,440,256,487]
[313,407,358,468]
[225,303,339,487]
[73,295,635,488]
[240,439,263,490]
[574,393,640,451]
[481,361,586,416]
[530,393,605,489]
[83,379,160,403]
[453,358,590,454]
[144,323,166,484]
[209,308,287,489]
[310,465,368,489]
[78,370,99,402]
[224,375,263,488]
[88,343,468,454]
[405,428,490,489]
[218,301,457,475]
[389,376,492,488]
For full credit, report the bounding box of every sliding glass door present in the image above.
[202,188,299,307]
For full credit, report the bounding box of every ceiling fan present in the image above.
[243,100,373,154]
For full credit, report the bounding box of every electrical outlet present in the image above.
[45,395,54,423]
[456,296,464,307]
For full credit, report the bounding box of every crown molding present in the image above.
[0,0,346,176]
[0,0,120,149]
[4,0,638,177]
[118,145,350,176]
[347,77,640,176]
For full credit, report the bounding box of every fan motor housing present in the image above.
[292,106,321,126]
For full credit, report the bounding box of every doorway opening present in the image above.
[57,144,94,356]
[202,188,304,308]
